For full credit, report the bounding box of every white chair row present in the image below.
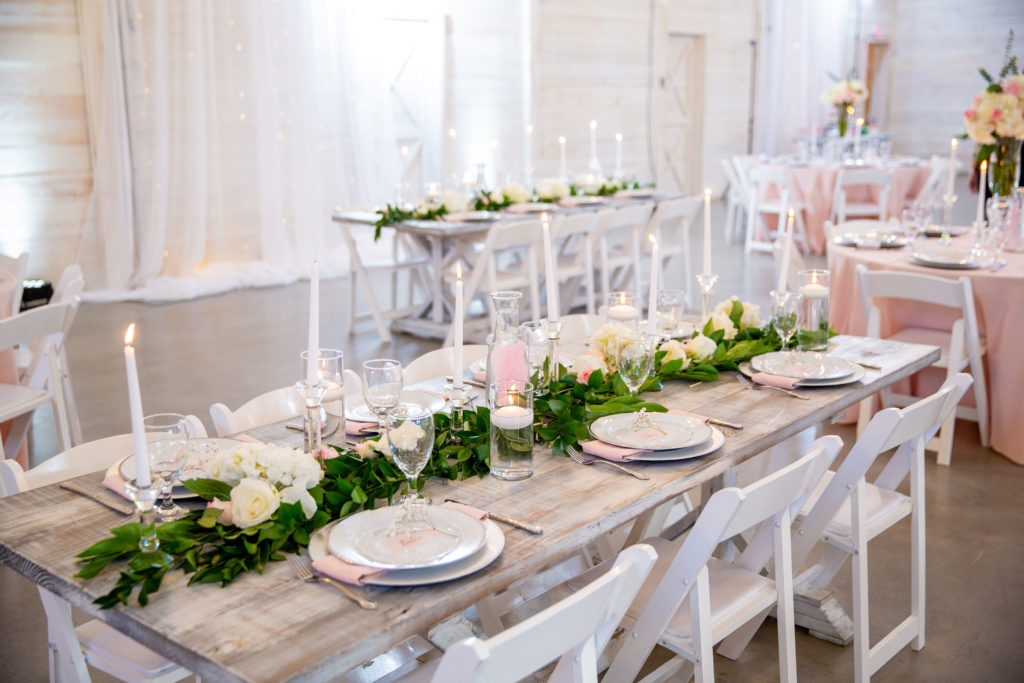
[0,251,29,315]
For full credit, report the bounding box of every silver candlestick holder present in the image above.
[695,273,719,321]
[941,194,957,241]
[545,319,563,393]
[296,381,328,457]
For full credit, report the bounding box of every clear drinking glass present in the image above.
[385,403,436,535]
[797,269,830,352]
[489,380,534,481]
[300,348,344,419]
[656,290,686,339]
[616,334,657,396]
[362,359,404,430]
[770,290,802,353]
[144,413,190,522]
[606,291,640,328]
[521,321,548,387]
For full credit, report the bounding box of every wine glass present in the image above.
[656,289,686,340]
[362,359,403,430]
[521,321,548,388]
[616,333,657,397]
[770,291,802,354]
[385,403,436,536]
[144,413,190,522]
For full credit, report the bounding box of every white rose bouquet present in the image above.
[537,177,570,201]
[496,182,531,205]
[820,78,868,137]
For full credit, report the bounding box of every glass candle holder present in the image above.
[300,348,345,421]
[797,269,830,352]
[489,380,534,481]
[606,291,640,329]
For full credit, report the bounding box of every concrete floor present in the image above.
[3,193,1023,681]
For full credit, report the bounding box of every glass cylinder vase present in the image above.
[489,380,534,481]
[485,291,529,390]
[989,137,1022,199]
[797,269,830,352]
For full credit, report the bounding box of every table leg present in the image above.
[339,222,391,344]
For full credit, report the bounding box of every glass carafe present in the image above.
[485,291,529,390]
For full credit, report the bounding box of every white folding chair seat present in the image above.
[797,470,911,542]
[581,436,842,683]
[402,344,488,385]
[643,196,702,308]
[396,544,657,683]
[0,251,29,315]
[597,202,655,303]
[744,166,807,254]
[834,169,893,223]
[550,211,603,315]
[855,265,988,465]
[556,313,606,346]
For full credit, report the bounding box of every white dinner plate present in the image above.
[445,210,496,223]
[626,426,725,461]
[119,437,241,498]
[739,361,865,387]
[907,247,989,270]
[505,202,555,214]
[559,196,607,207]
[921,225,968,238]
[345,389,447,422]
[590,412,713,451]
[614,189,658,199]
[310,518,504,587]
[751,352,855,380]
[833,232,909,249]
[328,505,487,570]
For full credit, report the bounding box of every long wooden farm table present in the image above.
[0,336,939,681]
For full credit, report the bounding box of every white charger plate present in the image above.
[833,232,909,249]
[505,202,555,214]
[445,211,496,223]
[328,505,487,570]
[614,189,657,199]
[119,437,241,499]
[346,389,446,422]
[627,426,725,461]
[559,196,607,207]
[907,247,988,270]
[751,352,855,380]
[590,412,713,451]
[739,361,865,386]
[310,518,504,587]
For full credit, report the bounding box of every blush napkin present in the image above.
[580,409,713,462]
[310,502,489,586]
[751,373,803,390]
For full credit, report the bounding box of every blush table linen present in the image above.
[827,236,1023,464]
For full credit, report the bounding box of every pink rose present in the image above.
[1006,82,1022,96]
[320,445,339,461]
[964,109,977,122]
[992,108,1003,121]
[207,499,233,525]
[578,368,594,383]
[844,91,853,101]
[973,95,982,106]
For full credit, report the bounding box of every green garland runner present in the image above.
[373,203,448,240]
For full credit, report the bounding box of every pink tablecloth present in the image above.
[0,272,28,466]
[828,237,1023,464]
[761,161,932,254]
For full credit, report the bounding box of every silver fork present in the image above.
[566,444,649,480]
[285,554,378,609]
[735,373,809,400]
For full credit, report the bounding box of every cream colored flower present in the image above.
[442,190,470,214]
[684,334,717,362]
[537,178,570,200]
[707,311,737,340]
[498,182,531,204]
[574,173,604,194]
[590,324,630,370]
[354,433,389,459]
[658,340,692,369]
[570,350,608,382]
[230,478,280,528]
[388,420,427,451]
[280,481,317,520]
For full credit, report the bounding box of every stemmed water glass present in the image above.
[770,291,802,355]
[616,333,657,397]
[656,290,686,340]
[385,403,436,536]
[144,413,190,522]
[362,359,403,430]
[521,321,548,391]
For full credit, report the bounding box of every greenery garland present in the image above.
[373,203,448,240]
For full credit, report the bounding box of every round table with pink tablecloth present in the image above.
[0,272,28,465]
[827,235,1023,464]
[760,158,932,254]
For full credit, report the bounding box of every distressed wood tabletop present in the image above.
[0,336,938,682]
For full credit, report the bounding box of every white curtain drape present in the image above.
[77,1,398,301]
[753,0,850,156]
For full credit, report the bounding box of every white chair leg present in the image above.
[346,254,357,335]
[857,396,873,439]
[744,192,757,254]
[971,374,990,448]
[37,588,90,683]
[911,439,926,651]
[584,249,596,315]
[774,509,797,683]
[59,348,82,445]
[851,482,870,683]
[934,413,955,466]
[692,567,714,683]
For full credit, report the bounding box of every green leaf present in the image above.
[182,478,233,501]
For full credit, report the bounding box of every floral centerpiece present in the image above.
[474,182,531,211]
[820,77,868,137]
[963,33,1022,198]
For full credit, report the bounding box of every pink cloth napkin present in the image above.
[581,409,711,462]
[473,370,486,383]
[311,501,489,585]
[102,473,130,500]
[346,420,376,435]
[751,373,803,390]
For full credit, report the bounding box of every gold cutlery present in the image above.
[446,375,487,389]
[736,373,809,400]
[443,499,544,534]
[285,554,377,609]
[566,444,649,480]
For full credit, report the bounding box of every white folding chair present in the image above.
[0,302,76,459]
[0,251,29,315]
[728,374,973,682]
[721,158,747,245]
[589,436,842,683]
[556,313,606,345]
[744,166,807,254]
[402,344,488,385]
[1,433,205,682]
[910,155,959,212]
[210,386,305,437]
[771,238,807,293]
[643,196,702,309]
[597,202,656,303]
[833,168,893,223]
[855,265,988,464]
[550,211,602,315]
[396,544,657,683]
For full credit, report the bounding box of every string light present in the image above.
[228,19,235,27]
[238,90,245,98]
[239,113,246,120]
[235,43,243,51]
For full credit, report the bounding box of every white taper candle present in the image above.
[123,324,150,487]
[976,160,988,225]
[647,234,659,335]
[703,188,712,275]
[541,212,559,322]
[947,138,958,198]
[453,263,464,389]
[777,209,794,294]
[306,259,319,386]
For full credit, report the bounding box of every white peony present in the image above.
[713,296,761,329]
[230,478,281,529]
[498,182,531,204]
[280,481,317,520]
[569,349,609,382]
[442,190,470,214]
[684,334,718,362]
[537,178,570,201]
[388,420,427,451]
[707,312,737,340]
[658,340,692,369]
[211,443,323,490]
[590,324,631,370]
[574,173,604,195]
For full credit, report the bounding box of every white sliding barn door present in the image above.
[653,32,705,194]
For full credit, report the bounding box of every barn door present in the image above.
[654,33,705,194]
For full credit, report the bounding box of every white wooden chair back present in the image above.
[210,386,306,437]
[772,238,806,291]
[596,202,655,301]
[0,301,72,352]
[605,436,842,683]
[403,344,488,386]
[557,313,606,346]
[0,252,29,315]
[745,166,805,253]
[428,544,657,683]
[461,219,543,326]
[645,195,701,306]
[550,211,603,315]
[914,155,956,209]
[834,168,893,222]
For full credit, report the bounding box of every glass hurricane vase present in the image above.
[989,137,1022,199]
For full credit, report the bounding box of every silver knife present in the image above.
[444,499,543,534]
[60,481,135,515]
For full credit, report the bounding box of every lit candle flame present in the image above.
[846,105,854,116]
[526,124,533,135]
[456,262,462,281]
[618,292,627,305]
[124,323,136,345]
[558,136,566,145]
[787,208,795,219]
[448,128,456,139]
[704,187,712,198]
[589,120,597,131]
[615,132,623,142]
[950,138,958,150]
[648,233,657,245]
[981,160,988,173]
[856,117,864,127]
[540,210,549,224]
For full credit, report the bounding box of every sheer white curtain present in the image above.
[753,0,849,156]
[77,1,398,301]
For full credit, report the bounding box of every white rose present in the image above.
[574,173,604,194]
[685,334,717,362]
[569,351,608,382]
[388,420,427,451]
[537,178,569,200]
[354,433,389,459]
[280,482,317,520]
[707,312,737,340]
[230,478,281,529]
[590,324,629,370]
[442,190,470,213]
[658,340,692,369]
[740,302,761,329]
[498,182,530,204]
